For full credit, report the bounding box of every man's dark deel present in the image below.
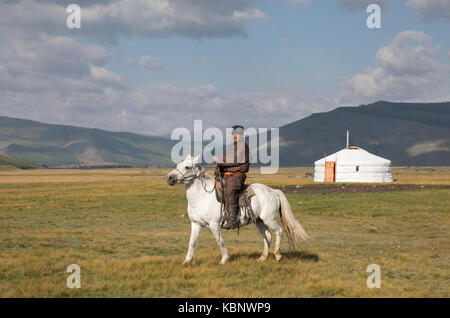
[214,125,250,229]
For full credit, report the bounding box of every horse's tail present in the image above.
[274,189,309,249]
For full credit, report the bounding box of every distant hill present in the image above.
[278,101,450,166]
[1,101,449,168]
[0,154,39,169]
[0,117,174,168]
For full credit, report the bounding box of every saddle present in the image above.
[215,176,257,228]
[214,178,256,208]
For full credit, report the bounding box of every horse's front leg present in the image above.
[183,221,201,264]
[209,222,230,264]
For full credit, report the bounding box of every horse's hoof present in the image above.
[274,254,282,262]
[257,256,267,262]
[182,259,192,265]
[219,256,230,265]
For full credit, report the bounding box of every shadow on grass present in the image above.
[284,250,319,262]
[231,250,319,262]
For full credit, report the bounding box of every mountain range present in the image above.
[0,116,174,167]
[0,101,449,168]
[279,101,450,166]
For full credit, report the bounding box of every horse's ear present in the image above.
[193,155,200,164]
[185,154,192,161]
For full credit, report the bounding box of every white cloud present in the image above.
[0,34,128,128]
[0,0,317,136]
[407,0,450,22]
[0,35,122,94]
[124,83,313,134]
[0,35,109,78]
[0,0,266,43]
[117,110,128,119]
[139,56,166,71]
[90,65,127,88]
[232,7,265,20]
[338,31,450,104]
[2,0,449,138]
[0,65,317,135]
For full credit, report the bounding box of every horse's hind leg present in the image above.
[273,225,283,261]
[183,221,201,264]
[209,222,230,264]
[265,218,283,262]
[256,219,271,262]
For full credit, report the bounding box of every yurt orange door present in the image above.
[324,161,336,182]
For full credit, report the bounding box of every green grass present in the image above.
[0,168,449,297]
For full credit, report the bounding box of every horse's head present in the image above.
[166,155,200,186]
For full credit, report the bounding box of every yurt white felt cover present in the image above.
[314,147,393,183]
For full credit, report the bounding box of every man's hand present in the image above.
[213,156,218,163]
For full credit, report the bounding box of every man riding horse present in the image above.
[213,125,250,229]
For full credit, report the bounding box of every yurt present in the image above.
[314,132,393,183]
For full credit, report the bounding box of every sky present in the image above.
[0,0,449,136]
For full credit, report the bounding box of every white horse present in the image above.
[166,155,309,264]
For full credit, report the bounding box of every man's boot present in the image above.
[223,205,240,229]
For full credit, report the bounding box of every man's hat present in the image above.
[232,125,244,135]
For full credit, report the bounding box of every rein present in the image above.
[176,165,216,193]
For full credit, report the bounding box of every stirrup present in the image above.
[222,217,238,230]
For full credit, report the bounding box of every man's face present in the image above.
[232,134,242,142]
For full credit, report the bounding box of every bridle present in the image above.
[174,165,216,193]
[174,166,197,183]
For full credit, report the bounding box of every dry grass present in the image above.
[0,167,449,297]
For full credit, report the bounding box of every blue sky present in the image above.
[106,0,450,93]
[0,0,449,135]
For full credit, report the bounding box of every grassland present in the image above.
[0,167,449,297]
